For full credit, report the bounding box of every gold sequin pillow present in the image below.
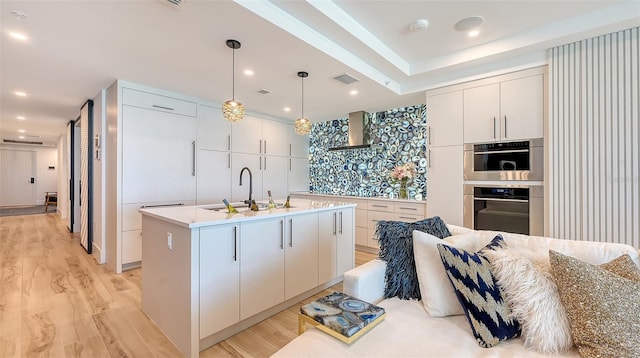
[549,251,640,358]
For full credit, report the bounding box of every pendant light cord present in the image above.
[232,48,236,101]
[301,75,304,117]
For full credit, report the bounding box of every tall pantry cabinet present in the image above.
[106,81,198,273]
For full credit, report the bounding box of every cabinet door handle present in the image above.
[264,157,267,170]
[228,153,231,169]
[339,211,343,235]
[192,141,196,176]
[504,116,508,138]
[289,143,292,156]
[399,216,418,220]
[427,125,432,146]
[259,139,262,154]
[233,226,238,261]
[333,212,337,235]
[280,220,284,249]
[398,207,418,211]
[152,104,174,111]
[371,204,387,208]
[227,135,231,151]
[289,158,292,171]
[493,117,497,139]
[289,219,293,247]
[264,140,267,154]
[428,149,432,168]
[259,156,262,170]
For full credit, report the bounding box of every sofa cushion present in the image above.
[376,217,451,300]
[483,247,573,354]
[550,251,640,358]
[413,230,477,317]
[437,235,521,348]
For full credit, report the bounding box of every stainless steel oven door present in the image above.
[464,184,544,236]
[464,138,543,181]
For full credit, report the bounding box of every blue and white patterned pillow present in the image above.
[437,235,520,348]
[377,217,451,300]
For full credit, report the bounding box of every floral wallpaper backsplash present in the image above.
[309,105,427,199]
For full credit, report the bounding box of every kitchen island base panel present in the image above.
[199,276,343,352]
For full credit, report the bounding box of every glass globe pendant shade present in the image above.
[294,117,311,135]
[222,99,245,122]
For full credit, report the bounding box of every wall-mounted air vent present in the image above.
[257,89,272,95]
[4,139,43,145]
[333,73,359,85]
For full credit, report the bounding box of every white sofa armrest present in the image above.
[343,259,386,304]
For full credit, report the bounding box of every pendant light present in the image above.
[222,39,245,122]
[294,71,311,135]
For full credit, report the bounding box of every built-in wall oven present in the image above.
[464,184,544,236]
[464,138,543,181]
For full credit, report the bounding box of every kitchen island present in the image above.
[139,198,356,357]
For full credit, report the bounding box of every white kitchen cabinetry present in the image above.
[197,104,230,152]
[284,212,319,299]
[289,126,310,158]
[425,146,463,226]
[318,208,354,284]
[122,105,196,204]
[231,115,289,157]
[231,153,288,203]
[426,88,464,226]
[463,74,543,143]
[197,150,231,205]
[113,84,197,270]
[426,91,463,147]
[289,157,310,193]
[240,217,285,320]
[199,224,239,338]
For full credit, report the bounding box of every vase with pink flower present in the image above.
[390,162,417,199]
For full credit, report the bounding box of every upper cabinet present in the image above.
[197,104,230,152]
[231,116,289,157]
[289,126,310,158]
[426,90,463,147]
[464,74,544,143]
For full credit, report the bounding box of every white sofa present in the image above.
[273,225,640,357]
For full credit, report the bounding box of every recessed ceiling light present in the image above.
[350,90,358,96]
[17,116,26,120]
[454,16,484,32]
[14,91,27,97]
[19,136,25,139]
[244,69,254,76]
[9,31,28,41]
[284,107,291,112]
[468,30,480,37]
[18,129,26,133]
[409,19,429,32]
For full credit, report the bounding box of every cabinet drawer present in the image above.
[367,200,394,212]
[367,210,393,230]
[367,228,381,249]
[394,202,426,216]
[345,198,368,209]
[355,227,368,246]
[122,88,197,117]
[122,230,142,264]
[394,213,424,223]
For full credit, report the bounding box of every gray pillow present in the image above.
[376,216,451,300]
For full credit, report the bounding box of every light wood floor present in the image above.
[0,213,378,357]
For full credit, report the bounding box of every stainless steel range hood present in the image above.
[328,111,372,151]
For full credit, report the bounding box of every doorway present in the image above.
[0,149,36,207]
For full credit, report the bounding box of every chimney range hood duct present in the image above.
[328,111,372,151]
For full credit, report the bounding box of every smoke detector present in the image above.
[409,19,429,31]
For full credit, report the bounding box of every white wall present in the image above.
[0,143,58,206]
[92,90,107,264]
[57,133,68,219]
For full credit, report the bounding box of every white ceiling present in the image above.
[1,0,638,146]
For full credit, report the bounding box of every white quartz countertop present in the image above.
[139,198,357,229]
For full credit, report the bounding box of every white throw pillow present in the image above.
[412,230,477,317]
[483,247,573,354]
